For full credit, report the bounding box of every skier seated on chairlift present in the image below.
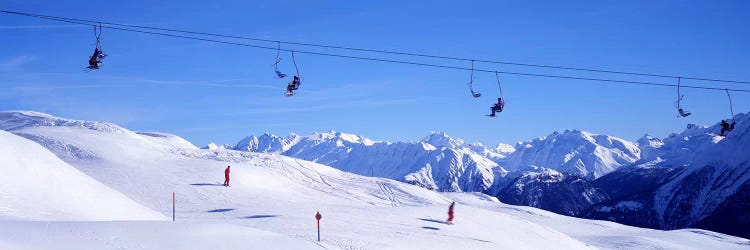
[719,119,736,136]
[678,108,691,117]
[286,76,301,95]
[87,48,106,70]
[487,98,504,117]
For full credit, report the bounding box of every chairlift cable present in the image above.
[3,11,750,94]
[3,10,749,85]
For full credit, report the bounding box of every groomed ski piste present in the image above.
[0,111,748,250]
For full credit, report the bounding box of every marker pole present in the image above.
[315,211,322,242]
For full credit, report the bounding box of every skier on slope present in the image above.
[224,166,231,187]
[447,201,455,224]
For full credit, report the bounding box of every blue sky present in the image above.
[1,1,749,147]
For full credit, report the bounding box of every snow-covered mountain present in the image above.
[202,142,233,150]
[486,166,608,216]
[226,113,750,239]
[584,113,750,238]
[636,123,720,165]
[230,129,643,215]
[233,131,509,192]
[502,130,641,179]
[475,130,642,216]
[2,110,747,249]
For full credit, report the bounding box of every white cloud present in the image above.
[0,55,35,71]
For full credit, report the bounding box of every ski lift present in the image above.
[674,77,691,117]
[486,71,505,117]
[86,23,107,70]
[285,51,303,96]
[720,89,737,136]
[725,89,736,120]
[467,60,481,98]
[273,41,287,79]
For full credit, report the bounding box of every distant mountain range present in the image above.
[223,113,750,238]
[233,131,505,192]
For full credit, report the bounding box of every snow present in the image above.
[627,113,750,228]
[203,142,233,150]
[234,130,503,192]
[502,129,641,179]
[447,193,750,250]
[495,143,516,154]
[0,221,321,250]
[1,110,749,249]
[420,141,437,151]
[422,131,465,148]
[136,131,198,149]
[0,110,129,134]
[0,129,165,221]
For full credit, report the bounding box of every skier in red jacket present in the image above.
[224,166,231,187]
[447,201,455,224]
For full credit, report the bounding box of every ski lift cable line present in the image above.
[2,9,749,85]
[6,12,750,94]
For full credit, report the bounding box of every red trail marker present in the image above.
[315,211,322,242]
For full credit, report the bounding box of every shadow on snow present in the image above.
[418,218,448,224]
[242,215,280,219]
[190,183,224,186]
[207,208,235,213]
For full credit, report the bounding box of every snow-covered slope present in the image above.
[0,111,130,134]
[235,131,507,192]
[446,192,750,250]
[0,221,321,250]
[0,111,448,212]
[0,111,584,249]
[2,110,746,249]
[137,131,199,149]
[502,130,641,179]
[0,129,165,221]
